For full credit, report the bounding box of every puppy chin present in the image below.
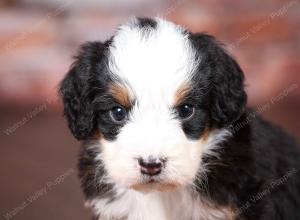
[130,181,180,193]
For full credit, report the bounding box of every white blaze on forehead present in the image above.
[108,17,198,105]
[101,18,205,189]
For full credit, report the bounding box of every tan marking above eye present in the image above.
[174,83,191,106]
[109,83,133,108]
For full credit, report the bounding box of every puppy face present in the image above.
[60,18,246,192]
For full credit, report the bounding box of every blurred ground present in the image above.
[0,108,90,220]
[0,0,299,219]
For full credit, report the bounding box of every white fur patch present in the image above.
[88,186,235,220]
[101,18,201,188]
[91,129,232,220]
[108,17,198,105]
[96,17,232,192]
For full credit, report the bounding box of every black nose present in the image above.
[138,157,165,176]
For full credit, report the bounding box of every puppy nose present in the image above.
[138,157,165,176]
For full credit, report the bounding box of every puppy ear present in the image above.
[190,33,247,127]
[59,42,106,140]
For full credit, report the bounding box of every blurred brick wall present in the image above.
[0,0,299,107]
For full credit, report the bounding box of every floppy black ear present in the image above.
[190,33,247,127]
[59,41,107,140]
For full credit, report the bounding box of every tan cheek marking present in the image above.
[109,83,132,108]
[202,198,237,220]
[228,207,237,220]
[93,131,102,139]
[174,83,191,106]
[219,206,237,220]
[201,127,211,142]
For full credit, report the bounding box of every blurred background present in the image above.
[0,0,299,219]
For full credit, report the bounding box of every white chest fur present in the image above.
[87,187,235,220]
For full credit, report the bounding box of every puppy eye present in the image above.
[110,106,127,123]
[176,104,194,120]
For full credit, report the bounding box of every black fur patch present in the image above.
[176,33,247,140]
[59,41,129,141]
[78,143,116,200]
[189,33,247,127]
[136,17,157,29]
[196,111,300,219]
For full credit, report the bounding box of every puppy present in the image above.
[59,17,300,220]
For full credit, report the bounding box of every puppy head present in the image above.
[60,17,246,191]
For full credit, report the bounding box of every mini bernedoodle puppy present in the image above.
[59,17,300,220]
